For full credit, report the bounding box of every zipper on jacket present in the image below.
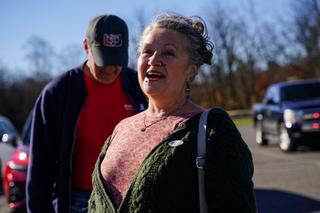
[68,69,87,211]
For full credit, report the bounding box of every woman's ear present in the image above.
[187,64,199,82]
[83,38,89,54]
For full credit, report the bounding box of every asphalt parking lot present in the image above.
[239,125,320,213]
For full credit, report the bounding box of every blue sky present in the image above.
[0,0,290,75]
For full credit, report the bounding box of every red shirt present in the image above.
[72,71,135,191]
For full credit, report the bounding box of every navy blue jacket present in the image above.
[26,63,147,213]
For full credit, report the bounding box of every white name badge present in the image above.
[168,140,184,147]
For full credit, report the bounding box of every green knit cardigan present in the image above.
[89,108,256,213]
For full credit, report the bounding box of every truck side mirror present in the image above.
[266,99,275,105]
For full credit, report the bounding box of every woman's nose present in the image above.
[148,52,164,66]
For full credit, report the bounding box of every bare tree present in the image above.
[0,60,7,85]
[129,8,148,69]
[0,78,45,131]
[56,44,85,74]
[25,36,55,80]
[201,1,302,109]
[289,0,320,78]
[204,5,247,108]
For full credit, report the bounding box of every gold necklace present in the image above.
[140,100,188,132]
[140,114,168,132]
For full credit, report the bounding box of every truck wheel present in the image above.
[255,121,268,145]
[279,123,296,152]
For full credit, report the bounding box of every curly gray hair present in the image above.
[138,12,214,66]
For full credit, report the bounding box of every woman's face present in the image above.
[137,27,197,101]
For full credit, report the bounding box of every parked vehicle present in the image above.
[2,114,31,212]
[0,116,20,148]
[0,116,21,180]
[252,79,320,152]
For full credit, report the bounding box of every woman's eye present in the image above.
[163,51,175,57]
[142,49,153,55]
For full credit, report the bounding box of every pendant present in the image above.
[140,127,146,132]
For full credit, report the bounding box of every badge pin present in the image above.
[124,104,134,111]
[168,140,184,147]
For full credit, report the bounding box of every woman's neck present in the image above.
[145,97,205,117]
[146,98,188,117]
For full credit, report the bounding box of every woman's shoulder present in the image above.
[207,107,229,117]
[205,107,240,137]
[207,107,234,124]
[120,111,144,122]
[114,112,144,130]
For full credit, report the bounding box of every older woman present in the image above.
[89,13,256,213]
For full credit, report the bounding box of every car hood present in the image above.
[283,98,320,110]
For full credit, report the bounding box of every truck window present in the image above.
[264,86,280,104]
[280,82,320,102]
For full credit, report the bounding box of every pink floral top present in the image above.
[100,111,197,207]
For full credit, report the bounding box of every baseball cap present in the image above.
[86,14,129,67]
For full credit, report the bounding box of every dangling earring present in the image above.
[185,82,191,100]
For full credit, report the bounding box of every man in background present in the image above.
[26,14,147,213]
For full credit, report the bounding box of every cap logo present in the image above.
[103,34,122,47]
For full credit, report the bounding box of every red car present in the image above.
[3,144,29,211]
[2,114,31,212]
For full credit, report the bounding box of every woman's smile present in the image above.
[145,71,165,82]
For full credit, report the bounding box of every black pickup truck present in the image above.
[252,79,320,152]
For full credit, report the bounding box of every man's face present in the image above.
[84,39,122,84]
